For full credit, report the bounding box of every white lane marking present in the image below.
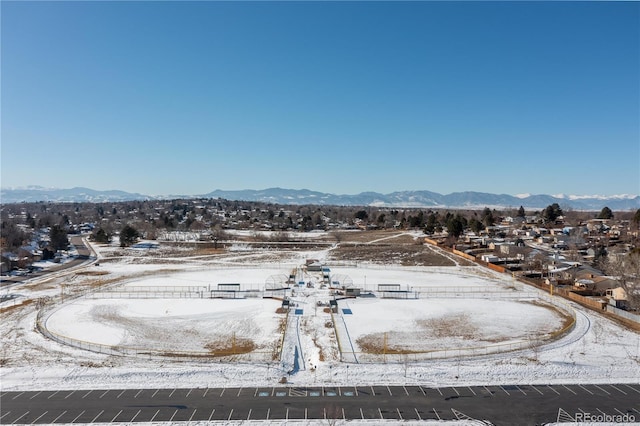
[561,385,577,395]
[0,411,11,421]
[342,408,346,420]
[614,408,626,416]
[237,387,243,397]
[134,389,143,399]
[578,384,593,395]
[396,408,403,420]
[593,384,611,395]
[150,410,160,422]
[12,392,25,400]
[415,408,422,420]
[403,386,409,396]
[436,387,443,396]
[219,388,225,397]
[130,409,141,422]
[99,390,109,398]
[70,410,85,423]
[186,388,192,398]
[360,408,365,420]
[116,389,126,399]
[285,408,289,421]
[90,410,104,423]
[546,385,561,395]
[609,384,627,395]
[371,386,376,396]
[515,385,526,395]
[499,385,510,396]
[110,409,123,422]
[29,391,42,400]
[169,409,178,422]
[151,389,160,398]
[64,391,76,399]
[48,391,60,400]
[228,409,234,421]
[203,388,209,398]
[386,386,393,396]
[254,388,258,397]
[418,386,426,396]
[208,409,216,421]
[531,385,544,395]
[623,384,640,394]
[266,408,270,420]
[52,411,67,423]
[452,387,460,396]
[483,386,494,397]
[31,410,49,424]
[11,411,29,423]
[168,389,176,398]
[82,390,92,399]
[467,386,477,396]
[189,409,197,422]
[378,408,384,420]
[433,408,441,420]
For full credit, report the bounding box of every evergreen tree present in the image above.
[354,210,368,221]
[542,203,563,223]
[517,206,526,218]
[119,225,139,247]
[49,225,69,251]
[446,214,466,238]
[93,228,111,243]
[481,207,495,227]
[596,206,613,220]
[469,217,484,234]
[424,212,438,234]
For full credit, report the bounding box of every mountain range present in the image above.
[1,186,638,211]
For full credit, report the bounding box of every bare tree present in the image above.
[604,251,640,310]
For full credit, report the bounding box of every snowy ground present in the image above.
[2,238,640,397]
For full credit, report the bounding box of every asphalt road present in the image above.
[1,235,94,287]
[2,384,639,425]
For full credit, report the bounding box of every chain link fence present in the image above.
[333,291,576,364]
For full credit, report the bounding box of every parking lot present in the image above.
[2,383,639,425]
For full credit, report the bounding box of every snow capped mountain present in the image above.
[0,186,152,203]
[1,186,638,210]
[564,194,638,201]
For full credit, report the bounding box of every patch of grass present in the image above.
[0,298,33,314]
[328,243,456,266]
[205,337,256,356]
[415,314,479,339]
[76,270,110,276]
[356,334,420,354]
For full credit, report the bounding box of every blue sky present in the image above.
[2,1,638,197]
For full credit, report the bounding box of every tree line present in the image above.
[2,197,639,254]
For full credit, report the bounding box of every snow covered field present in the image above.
[46,298,283,357]
[2,238,639,395]
[338,298,566,354]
